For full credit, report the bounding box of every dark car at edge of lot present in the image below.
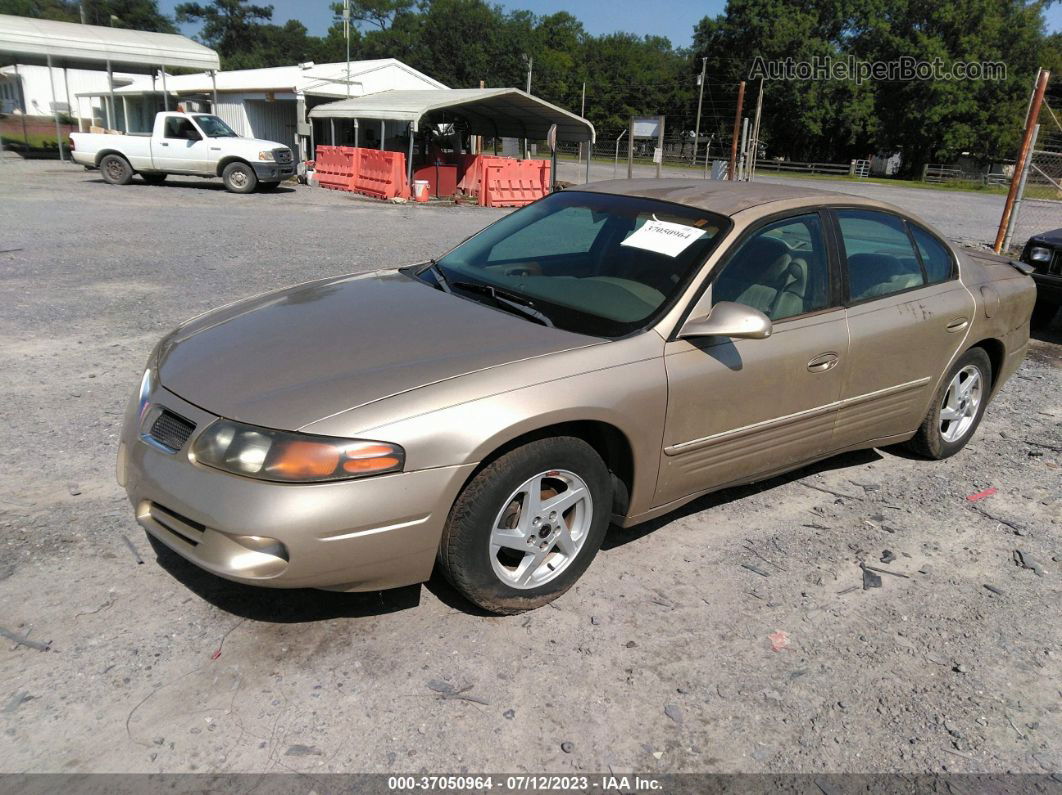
[1021,228,1062,328]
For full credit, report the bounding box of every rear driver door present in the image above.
[829,208,974,448]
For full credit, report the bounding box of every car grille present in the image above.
[274,148,293,164]
[148,410,196,452]
[1050,251,1062,276]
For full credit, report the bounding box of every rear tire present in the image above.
[904,347,992,460]
[99,154,133,186]
[222,161,257,194]
[141,173,167,185]
[1030,300,1058,330]
[438,437,612,614]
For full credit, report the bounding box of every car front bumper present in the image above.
[118,384,475,591]
[252,161,295,181]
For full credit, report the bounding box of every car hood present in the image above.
[158,269,601,430]
[1030,228,1062,246]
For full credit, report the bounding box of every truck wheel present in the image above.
[99,154,133,186]
[1030,300,1058,330]
[438,437,612,614]
[222,162,257,194]
[141,173,167,185]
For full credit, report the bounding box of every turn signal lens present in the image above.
[192,419,404,482]
[268,440,341,478]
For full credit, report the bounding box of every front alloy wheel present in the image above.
[438,436,612,614]
[489,469,593,589]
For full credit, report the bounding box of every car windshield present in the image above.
[193,114,238,138]
[432,191,727,337]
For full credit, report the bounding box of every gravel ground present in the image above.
[0,160,1060,776]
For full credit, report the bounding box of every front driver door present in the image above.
[656,211,850,507]
[154,116,212,174]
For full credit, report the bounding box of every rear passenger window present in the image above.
[910,225,954,284]
[712,213,830,320]
[837,210,925,301]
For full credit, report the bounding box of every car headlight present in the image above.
[137,366,154,423]
[258,150,276,162]
[1029,246,1052,262]
[192,420,404,483]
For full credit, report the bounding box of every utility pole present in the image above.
[523,54,533,158]
[579,81,586,166]
[692,57,706,165]
[79,2,87,24]
[343,0,351,98]
[994,68,1050,252]
[729,80,745,181]
[749,78,763,181]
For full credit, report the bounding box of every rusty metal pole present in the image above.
[994,68,1050,253]
[729,80,745,181]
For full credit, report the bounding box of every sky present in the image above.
[160,0,1062,48]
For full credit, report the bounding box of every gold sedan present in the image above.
[118,180,1036,613]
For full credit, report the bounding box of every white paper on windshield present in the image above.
[620,219,706,257]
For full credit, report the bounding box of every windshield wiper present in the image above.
[419,259,452,293]
[451,280,554,327]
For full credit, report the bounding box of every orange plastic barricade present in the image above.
[313,145,359,191]
[480,159,551,207]
[351,148,410,200]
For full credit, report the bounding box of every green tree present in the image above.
[175,0,274,61]
[0,0,175,30]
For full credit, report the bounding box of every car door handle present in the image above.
[159,141,169,146]
[946,317,969,333]
[210,147,221,151]
[807,352,840,372]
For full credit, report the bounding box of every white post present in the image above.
[122,96,130,132]
[47,55,64,160]
[106,59,116,130]
[161,67,169,111]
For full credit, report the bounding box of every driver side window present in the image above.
[164,117,200,141]
[712,214,829,321]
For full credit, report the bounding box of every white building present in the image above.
[91,59,447,160]
[0,63,140,121]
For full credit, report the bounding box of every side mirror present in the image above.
[678,301,772,340]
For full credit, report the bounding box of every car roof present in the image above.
[577,178,895,218]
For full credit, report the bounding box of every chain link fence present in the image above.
[1005,100,1062,251]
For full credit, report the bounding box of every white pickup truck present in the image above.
[70,111,295,194]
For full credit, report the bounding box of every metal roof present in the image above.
[309,88,595,142]
[0,13,219,71]
[108,58,446,97]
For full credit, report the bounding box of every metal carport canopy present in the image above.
[309,88,595,143]
[0,13,219,71]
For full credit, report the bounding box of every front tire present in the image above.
[438,437,612,614]
[99,154,133,186]
[904,348,992,459]
[222,161,257,194]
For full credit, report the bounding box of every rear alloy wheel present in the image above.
[904,348,991,459]
[222,161,258,194]
[438,437,612,614]
[99,154,133,186]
